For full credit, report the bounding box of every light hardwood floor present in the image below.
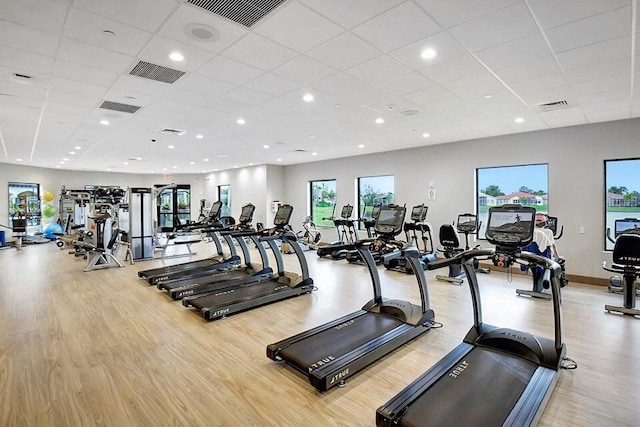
[1,240,639,426]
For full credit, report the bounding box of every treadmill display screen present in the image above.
[274,205,293,226]
[375,206,406,235]
[410,205,427,222]
[209,201,222,219]
[457,214,477,233]
[238,204,255,223]
[485,206,535,246]
[615,218,640,236]
[341,204,354,218]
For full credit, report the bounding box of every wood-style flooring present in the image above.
[1,240,639,426]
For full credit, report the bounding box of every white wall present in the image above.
[283,118,640,280]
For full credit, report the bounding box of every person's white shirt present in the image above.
[533,227,560,260]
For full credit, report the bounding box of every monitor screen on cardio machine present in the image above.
[208,201,222,219]
[375,205,406,235]
[341,204,354,218]
[238,204,255,223]
[274,205,293,226]
[410,205,428,222]
[614,218,640,236]
[457,214,477,233]
[485,206,535,247]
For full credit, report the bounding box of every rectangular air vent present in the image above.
[159,128,186,136]
[187,0,287,27]
[129,61,186,84]
[537,100,569,112]
[100,100,141,114]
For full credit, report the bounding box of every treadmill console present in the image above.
[485,205,535,247]
[238,203,255,225]
[374,205,406,236]
[614,218,640,237]
[410,204,428,222]
[456,214,478,233]
[273,204,294,228]
[208,200,222,221]
[341,204,354,219]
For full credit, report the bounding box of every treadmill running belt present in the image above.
[280,313,404,371]
[400,347,538,427]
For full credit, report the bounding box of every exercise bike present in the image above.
[603,218,640,316]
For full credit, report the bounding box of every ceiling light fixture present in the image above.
[16,158,22,162]
[172,165,177,169]
[74,146,82,150]
[69,151,76,155]
[483,94,494,99]
[375,118,384,124]
[195,134,204,139]
[55,165,60,169]
[237,118,246,125]
[63,157,69,161]
[135,157,142,161]
[106,168,111,171]
[277,158,282,162]
[421,48,437,59]
[169,51,184,61]
[312,152,318,156]
[190,161,195,165]
[203,158,210,162]
[123,161,128,165]
[249,163,254,166]
[514,117,525,124]
[263,144,269,149]
[302,93,314,102]
[100,119,109,126]
[168,145,175,149]
[358,144,365,149]
[422,133,430,138]
[233,165,238,168]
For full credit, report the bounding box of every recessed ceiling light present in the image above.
[483,94,494,99]
[309,135,315,138]
[69,151,76,155]
[195,134,204,139]
[122,161,128,165]
[59,161,65,164]
[421,48,437,59]
[302,93,314,102]
[312,152,318,156]
[74,146,82,150]
[55,165,60,169]
[514,117,525,124]
[63,157,69,161]
[277,158,282,162]
[135,157,142,161]
[190,161,195,165]
[249,163,254,166]
[16,158,22,162]
[213,169,218,172]
[172,165,177,169]
[100,119,109,126]
[169,51,184,62]
[422,133,430,138]
[233,165,238,168]
[335,104,341,108]
[106,168,111,171]
[263,144,269,149]
[168,145,175,149]
[358,144,365,149]
[375,118,384,124]
[162,168,167,171]
[150,171,155,174]
[203,158,210,162]
[237,118,246,125]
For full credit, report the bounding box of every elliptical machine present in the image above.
[603,218,640,316]
[383,204,436,273]
[316,204,357,259]
[435,213,489,285]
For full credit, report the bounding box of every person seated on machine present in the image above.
[520,213,568,289]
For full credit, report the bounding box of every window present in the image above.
[604,158,640,250]
[310,180,336,227]
[8,182,41,231]
[476,164,548,238]
[358,175,394,228]
[218,185,231,217]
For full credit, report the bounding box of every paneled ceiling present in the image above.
[0,0,637,174]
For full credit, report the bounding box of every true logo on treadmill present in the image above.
[329,368,349,384]
[448,360,468,379]
[178,290,194,297]
[211,308,229,318]
[500,331,527,341]
[309,356,336,371]
[335,320,355,330]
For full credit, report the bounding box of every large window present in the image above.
[8,182,41,231]
[310,180,336,227]
[218,185,231,217]
[476,164,548,237]
[358,175,394,227]
[605,158,640,250]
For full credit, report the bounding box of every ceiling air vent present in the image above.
[292,149,307,153]
[187,0,287,28]
[159,128,187,136]
[400,109,420,116]
[129,61,186,84]
[100,100,141,114]
[537,100,569,112]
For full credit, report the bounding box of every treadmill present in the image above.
[182,204,315,320]
[377,204,570,427]
[138,204,255,285]
[267,204,435,391]
[316,204,356,259]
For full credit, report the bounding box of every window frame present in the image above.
[357,175,395,229]
[217,184,231,218]
[309,179,337,227]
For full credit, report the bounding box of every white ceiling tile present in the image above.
[223,33,298,71]
[508,73,567,95]
[420,55,488,84]
[63,8,152,57]
[556,36,631,70]
[390,31,467,70]
[307,32,382,70]
[0,20,59,57]
[0,0,68,33]
[111,75,173,99]
[44,102,93,117]
[578,88,629,106]
[254,2,343,53]
[158,4,248,54]
[528,0,630,29]
[448,2,538,52]
[346,56,412,86]
[47,90,100,109]
[137,36,215,72]
[310,73,370,96]
[441,71,504,98]
[415,0,520,29]
[376,72,436,96]
[300,0,404,29]
[565,58,631,84]
[572,75,630,97]
[352,2,441,52]
[493,56,563,83]
[223,87,273,107]
[546,6,631,53]
[198,56,263,85]
[100,88,156,107]
[176,73,236,97]
[584,107,631,123]
[271,56,337,85]
[49,76,108,99]
[53,60,119,88]
[0,45,54,74]
[244,73,301,97]
[73,0,178,32]
[57,37,134,74]
[402,85,454,105]
[245,98,300,121]
[475,34,552,70]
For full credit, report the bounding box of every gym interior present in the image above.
[1,1,640,426]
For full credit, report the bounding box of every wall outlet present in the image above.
[579,226,585,234]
